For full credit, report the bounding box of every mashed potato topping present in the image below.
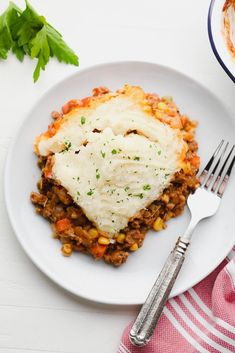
[35,85,187,236]
[31,85,199,265]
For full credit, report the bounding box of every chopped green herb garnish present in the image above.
[133,193,144,199]
[158,150,161,155]
[134,156,140,161]
[77,191,80,196]
[95,169,100,180]
[101,151,106,158]
[143,184,151,191]
[124,186,130,192]
[87,189,94,196]
[77,177,80,181]
[61,140,71,152]
[80,116,86,125]
[111,148,121,155]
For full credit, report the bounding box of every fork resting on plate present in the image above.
[129,140,235,346]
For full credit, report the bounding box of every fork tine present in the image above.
[217,146,235,197]
[211,145,234,192]
[199,140,224,186]
[205,142,229,189]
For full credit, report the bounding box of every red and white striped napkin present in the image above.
[119,247,235,353]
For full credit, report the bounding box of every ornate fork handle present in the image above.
[129,237,189,346]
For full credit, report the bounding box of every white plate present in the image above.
[208,0,235,82]
[4,61,235,305]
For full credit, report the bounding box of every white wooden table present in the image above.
[0,0,234,352]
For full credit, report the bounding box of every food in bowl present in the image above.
[222,0,235,59]
[30,85,200,266]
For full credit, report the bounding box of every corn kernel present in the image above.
[181,162,191,174]
[153,217,164,231]
[161,194,169,203]
[117,233,126,244]
[130,243,138,251]
[88,228,99,239]
[155,111,163,119]
[157,102,167,110]
[98,236,110,245]
[61,243,72,256]
[164,211,174,221]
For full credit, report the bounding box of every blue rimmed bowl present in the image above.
[208,0,235,82]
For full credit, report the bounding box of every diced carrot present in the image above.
[62,103,70,114]
[90,244,107,259]
[180,115,188,127]
[169,116,183,129]
[55,218,71,232]
[81,97,90,106]
[190,155,200,169]
[44,156,54,179]
[62,100,81,114]
[47,118,63,137]
[92,86,109,96]
[44,170,52,178]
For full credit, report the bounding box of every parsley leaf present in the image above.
[80,116,86,125]
[0,0,79,81]
[0,2,22,60]
[100,150,105,158]
[87,189,94,196]
[133,193,144,199]
[30,26,50,81]
[95,169,100,180]
[14,1,44,48]
[46,24,78,66]
[143,184,151,191]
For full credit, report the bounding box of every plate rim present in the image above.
[208,0,235,83]
[4,60,235,305]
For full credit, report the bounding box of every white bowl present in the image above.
[4,61,235,305]
[208,0,235,82]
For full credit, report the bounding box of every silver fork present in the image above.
[129,140,235,347]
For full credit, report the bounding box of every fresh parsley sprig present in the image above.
[0,1,79,81]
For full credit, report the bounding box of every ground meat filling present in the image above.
[30,88,200,267]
